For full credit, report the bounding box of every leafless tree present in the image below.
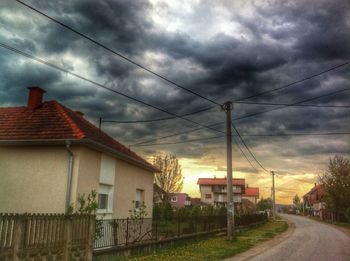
[153,154,183,193]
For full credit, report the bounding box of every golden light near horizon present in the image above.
[179,157,318,205]
[146,150,321,205]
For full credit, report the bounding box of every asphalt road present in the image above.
[248,214,350,261]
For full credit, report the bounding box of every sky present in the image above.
[1,0,349,204]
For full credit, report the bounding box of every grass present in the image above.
[110,218,288,261]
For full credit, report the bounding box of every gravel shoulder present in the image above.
[223,217,294,261]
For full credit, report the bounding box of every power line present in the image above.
[132,132,350,147]
[234,101,350,108]
[131,87,350,145]
[0,42,225,136]
[102,106,216,124]
[234,61,350,101]
[104,102,349,124]
[232,124,269,173]
[232,136,260,173]
[233,87,350,121]
[16,0,222,107]
[131,119,225,146]
[241,132,350,137]
[131,135,224,147]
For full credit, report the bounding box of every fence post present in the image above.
[63,216,72,261]
[177,216,180,237]
[126,218,129,246]
[12,214,24,261]
[154,220,158,241]
[194,216,197,234]
[86,215,95,261]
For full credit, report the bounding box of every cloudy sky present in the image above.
[1,0,349,203]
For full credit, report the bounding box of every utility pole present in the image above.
[271,171,276,218]
[222,101,234,240]
[99,117,102,130]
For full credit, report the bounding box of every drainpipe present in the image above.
[65,141,74,213]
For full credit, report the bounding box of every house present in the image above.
[197,178,246,207]
[190,197,208,208]
[169,193,191,208]
[0,87,159,219]
[242,186,260,204]
[303,183,326,218]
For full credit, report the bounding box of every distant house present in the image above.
[242,186,260,204]
[197,178,246,207]
[169,193,191,208]
[190,197,208,208]
[0,87,159,218]
[153,184,169,204]
[303,184,326,218]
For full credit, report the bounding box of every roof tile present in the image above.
[197,178,245,186]
[0,100,156,171]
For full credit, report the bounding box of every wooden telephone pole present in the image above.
[222,101,234,240]
[271,171,276,218]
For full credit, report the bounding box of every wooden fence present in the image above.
[0,213,95,261]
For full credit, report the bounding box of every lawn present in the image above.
[110,218,288,261]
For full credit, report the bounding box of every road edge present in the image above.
[223,218,295,261]
[306,216,350,238]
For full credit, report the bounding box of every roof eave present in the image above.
[82,138,160,173]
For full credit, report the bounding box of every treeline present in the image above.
[320,155,350,222]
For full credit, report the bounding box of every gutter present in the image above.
[65,140,74,213]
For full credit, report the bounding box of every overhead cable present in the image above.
[16,0,221,106]
[0,42,225,135]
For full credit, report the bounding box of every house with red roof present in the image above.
[303,183,326,218]
[197,178,246,206]
[169,193,191,208]
[0,87,158,218]
[242,186,260,204]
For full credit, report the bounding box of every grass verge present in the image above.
[110,219,288,261]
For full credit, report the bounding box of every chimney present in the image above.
[27,87,46,110]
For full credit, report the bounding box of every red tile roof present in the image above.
[303,184,326,204]
[0,100,157,172]
[243,187,259,197]
[197,178,245,186]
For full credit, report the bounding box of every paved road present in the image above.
[248,214,350,261]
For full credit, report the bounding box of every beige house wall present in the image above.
[113,158,154,219]
[0,145,154,218]
[200,185,214,204]
[0,146,68,213]
[74,146,101,202]
[243,196,258,204]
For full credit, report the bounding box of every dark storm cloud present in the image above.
[0,0,349,167]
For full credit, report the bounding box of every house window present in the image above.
[98,184,113,213]
[98,193,108,209]
[135,189,144,209]
[171,196,177,202]
[205,194,212,199]
[98,154,116,216]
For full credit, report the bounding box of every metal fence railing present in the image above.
[94,213,267,249]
